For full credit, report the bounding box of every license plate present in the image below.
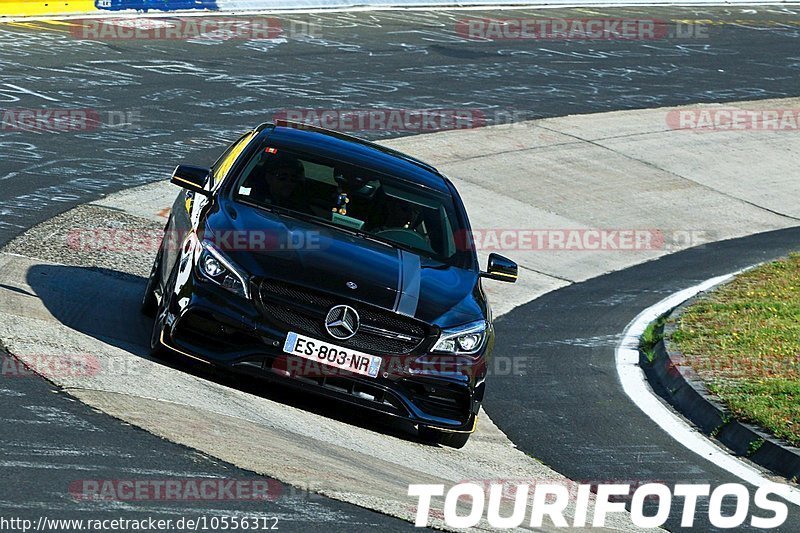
[283,332,382,378]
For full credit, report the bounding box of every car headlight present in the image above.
[196,240,251,299]
[432,320,487,355]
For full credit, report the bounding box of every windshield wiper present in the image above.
[354,230,417,254]
[239,197,444,259]
[239,198,318,224]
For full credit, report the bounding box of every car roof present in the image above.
[254,122,452,194]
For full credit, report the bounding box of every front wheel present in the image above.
[149,298,170,360]
[141,248,163,317]
[419,426,472,449]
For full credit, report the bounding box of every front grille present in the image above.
[256,279,429,355]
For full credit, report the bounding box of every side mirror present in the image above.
[481,253,518,283]
[171,165,211,197]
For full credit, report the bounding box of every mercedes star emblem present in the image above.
[325,305,360,340]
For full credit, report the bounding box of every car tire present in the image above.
[149,301,170,360]
[141,248,163,317]
[438,431,471,449]
[419,427,471,449]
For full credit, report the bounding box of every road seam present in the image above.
[518,263,574,284]
[536,124,800,224]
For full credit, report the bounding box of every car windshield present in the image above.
[232,145,468,263]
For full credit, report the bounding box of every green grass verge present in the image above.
[670,253,800,446]
[640,315,666,364]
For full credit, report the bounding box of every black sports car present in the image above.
[142,121,517,448]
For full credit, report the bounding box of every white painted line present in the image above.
[615,270,800,507]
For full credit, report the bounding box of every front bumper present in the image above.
[159,273,489,433]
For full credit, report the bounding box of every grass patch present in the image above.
[671,253,800,446]
[640,315,667,364]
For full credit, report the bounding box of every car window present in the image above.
[303,160,337,185]
[233,146,467,263]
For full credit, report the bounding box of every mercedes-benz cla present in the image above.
[142,121,518,448]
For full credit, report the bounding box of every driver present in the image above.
[264,158,306,212]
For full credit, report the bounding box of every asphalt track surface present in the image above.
[3,6,800,243]
[1,5,800,530]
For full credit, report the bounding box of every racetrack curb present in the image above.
[646,291,800,483]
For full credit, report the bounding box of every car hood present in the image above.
[203,201,485,326]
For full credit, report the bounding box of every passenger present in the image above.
[376,199,421,231]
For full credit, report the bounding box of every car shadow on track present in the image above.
[27,263,437,446]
